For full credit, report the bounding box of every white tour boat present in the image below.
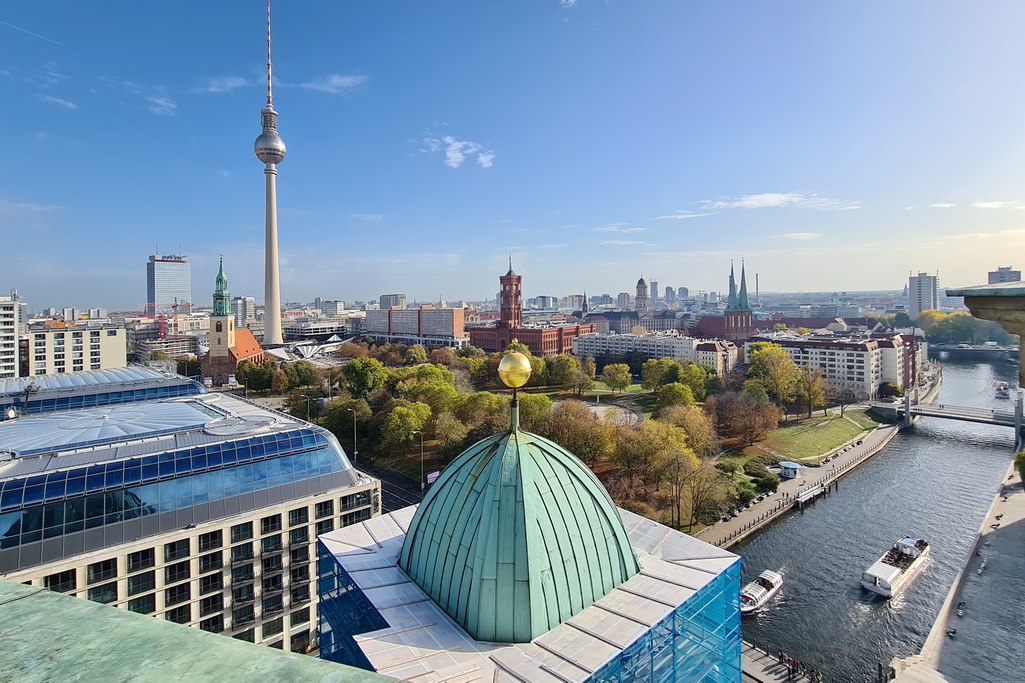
[860,537,930,598]
[996,382,1010,399]
[740,569,784,615]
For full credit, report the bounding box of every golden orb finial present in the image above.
[498,352,531,389]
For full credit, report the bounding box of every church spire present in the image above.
[726,261,738,311]
[213,256,232,317]
[737,260,751,311]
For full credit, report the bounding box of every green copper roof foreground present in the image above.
[213,256,231,316]
[399,427,639,643]
[726,262,738,311]
[737,263,752,311]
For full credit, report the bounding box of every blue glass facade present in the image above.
[0,429,341,551]
[588,559,742,683]
[317,540,388,669]
[7,382,204,416]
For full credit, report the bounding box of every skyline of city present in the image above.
[4,1,1025,308]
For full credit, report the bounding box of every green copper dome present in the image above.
[398,423,639,643]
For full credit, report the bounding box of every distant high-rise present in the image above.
[0,292,21,378]
[146,254,191,315]
[665,286,676,304]
[678,286,689,299]
[649,280,659,302]
[634,277,650,311]
[254,0,287,345]
[908,272,938,320]
[379,294,406,310]
[232,296,257,327]
[617,292,631,309]
[988,266,1021,284]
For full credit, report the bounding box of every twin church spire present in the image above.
[726,260,752,312]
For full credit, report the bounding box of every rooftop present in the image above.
[945,281,1025,297]
[0,580,389,682]
[0,366,194,398]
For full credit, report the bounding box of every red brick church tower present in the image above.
[724,262,754,341]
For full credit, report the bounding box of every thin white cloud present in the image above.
[972,201,1009,209]
[299,74,368,94]
[147,95,177,116]
[39,95,77,110]
[930,202,956,208]
[656,210,715,220]
[196,75,249,94]
[593,225,645,233]
[601,239,650,246]
[541,243,567,249]
[560,0,580,7]
[0,198,62,221]
[423,135,495,169]
[942,233,993,240]
[702,192,859,211]
[348,213,383,222]
[775,232,821,240]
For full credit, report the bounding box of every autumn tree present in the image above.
[797,367,827,418]
[429,347,456,366]
[434,411,470,457]
[517,393,553,431]
[685,464,734,530]
[656,382,695,413]
[663,449,701,528]
[403,344,428,366]
[615,420,690,488]
[659,405,720,458]
[270,368,289,394]
[601,363,632,393]
[747,342,800,407]
[343,356,387,400]
[535,402,615,466]
[337,342,369,359]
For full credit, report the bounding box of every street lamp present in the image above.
[299,394,311,422]
[411,430,424,491]
[345,407,358,464]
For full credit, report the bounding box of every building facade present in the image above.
[378,294,406,310]
[146,254,192,316]
[572,332,736,375]
[634,277,650,311]
[988,266,1021,285]
[200,261,265,385]
[0,295,20,379]
[364,306,467,348]
[232,296,258,328]
[908,272,938,320]
[746,335,885,399]
[0,390,380,654]
[22,324,127,376]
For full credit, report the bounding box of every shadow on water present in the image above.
[735,359,1017,682]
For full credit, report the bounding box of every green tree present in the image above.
[292,360,317,387]
[656,382,695,413]
[270,368,289,394]
[321,397,372,455]
[641,358,676,390]
[601,363,632,393]
[747,342,800,406]
[797,367,827,418]
[434,411,470,457]
[527,355,548,387]
[1015,451,1025,483]
[343,356,387,400]
[517,393,553,430]
[741,379,769,403]
[615,420,691,488]
[505,340,531,355]
[669,362,713,401]
[404,344,429,366]
[535,401,615,466]
[150,350,169,361]
[570,367,596,395]
[396,377,459,416]
[379,402,432,454]
[659,405,720,458]
[283,391,323,421]
[547,354,580,387]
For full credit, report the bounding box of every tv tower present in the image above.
[254,0,286,345]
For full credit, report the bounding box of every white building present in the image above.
[364,306,468,348]
[24,325,127,376]
[908,272,938,320]
[232,296,257,328]
[0,295,20,378]
[572,331,737,376]
[746,335,884,399]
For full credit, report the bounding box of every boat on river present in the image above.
[860,537,930,598]
[740,569,783,615]
[996,382,1010,399]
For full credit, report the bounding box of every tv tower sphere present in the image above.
[254,106,286,164]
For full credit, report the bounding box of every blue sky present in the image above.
[3,1,1025,311]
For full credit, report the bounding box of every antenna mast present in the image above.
[266,0,274,107]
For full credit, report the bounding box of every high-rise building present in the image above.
[232,296,257,327]
[678,286,690,299]
[378,294,406,310]
[988,266,1021,284]
[146,255,192,315]
[649,279,659,302]
[0,379,380,654]
[617,292,631,309]
[634,277,650,311]
[254,4,287,345]
[908,272,938,320]
[0,293,20,378]
[665,286,676,304]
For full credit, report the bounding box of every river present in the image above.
[735,358,1017,682]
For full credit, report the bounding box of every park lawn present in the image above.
[626,394,658,417]
[844,407,886,430]
[745,414,868,462]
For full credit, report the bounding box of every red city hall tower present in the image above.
[499,260,522,329]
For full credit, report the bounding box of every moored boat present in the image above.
[996,382,1010,399]
[860,537,929,598]
[740,569,783,615]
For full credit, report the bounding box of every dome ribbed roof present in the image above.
[399,427,638,643]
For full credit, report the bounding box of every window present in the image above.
[290,631,310,654]
[231,542,254,563]
[290,566,310,585]
[288,527,309,546]
[262,616,283,637]
[199,573,223,596]
[127,548,155,573]
[165,583,191,606]
[290,584,310,605]
[87,582,118,604]
[262,555,283,574]
[289,547,309,565]
[199,551,222,574]
[290,606,310,627]
[288,507,308,527]
[315,519,334,535]
[231,564,254,584]
[263,593,283,615]
[342,508,372,527]
[314,500,334,519]
[233,628,255,642]
[87,558,117,585]
[262,575,283,594]
[128,571,156,596]
[199,593,224,617]
[232,605,254,626]
[164,539,190,562]
[230,522,253,543]
[198,530,222,551]
[165,605,191,625]
[199,615,224,634]
[341,491,371,510]
[128,594,156,614]
[261,534,282,554]
[165,560,191,585]
[260,514,282,535]
[44,569,76,593]
[232,584,255,604]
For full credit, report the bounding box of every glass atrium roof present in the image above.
[0,366,184,397]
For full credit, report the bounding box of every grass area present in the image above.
[742,414,868,462]
[844,407,886,430]
[620,394,657,417]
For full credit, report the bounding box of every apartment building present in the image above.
[365,306,468,348]
[746,335,884,399]
[22,325,127,376]
[572,331,737,376]
[0,296,19,379]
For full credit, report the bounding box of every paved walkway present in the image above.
[742,641,816,682]
[698,423,901,548]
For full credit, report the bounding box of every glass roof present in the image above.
[0,366,184,398]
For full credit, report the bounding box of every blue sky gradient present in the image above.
[3,1,1025,310]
